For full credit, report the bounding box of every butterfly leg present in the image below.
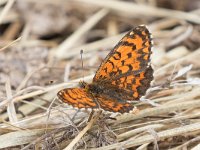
[87,109,95,122]
[87,109,103,123]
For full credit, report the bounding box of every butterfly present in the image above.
[57,25,153,113]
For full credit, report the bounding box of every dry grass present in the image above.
[0,0,200,149]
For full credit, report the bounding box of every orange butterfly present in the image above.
[57,25,153,113]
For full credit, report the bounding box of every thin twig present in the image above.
[0,37,21,52]
[74,0,200,24]
[89,122,200,150]
[64,110,102,150]
[55,8,109,59]
[0,0,15,24]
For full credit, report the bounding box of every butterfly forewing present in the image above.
[93,25,152,82]
[92,25,153,100]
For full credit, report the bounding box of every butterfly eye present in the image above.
[79,81,88,88]
[79,81,84,88]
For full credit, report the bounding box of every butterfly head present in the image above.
[79,81,89,91]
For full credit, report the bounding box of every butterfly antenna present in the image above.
[80,49,84,81]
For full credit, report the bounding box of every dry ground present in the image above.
[0,0,200,149]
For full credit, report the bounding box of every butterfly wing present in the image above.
[111,66,153,100]
[58,25,153,113]
[94,25,152,81]
[96,96,134,113]
[57,88,98,109]
[57,88,133,113]
[93,25,153,100]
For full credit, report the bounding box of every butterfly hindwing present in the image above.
[96,96,134,113]
[57,88,98,109]
[110,66,154,100]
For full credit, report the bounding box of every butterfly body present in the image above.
[58,25,154,113]
[79,81,123,104]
